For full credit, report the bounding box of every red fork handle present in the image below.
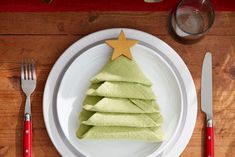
[205,119,214,157]
[23,113,32,157]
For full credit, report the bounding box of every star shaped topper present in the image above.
[105,31,138,60]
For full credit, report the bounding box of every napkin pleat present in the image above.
[79,126,164,142]
[83,97,159,113]
[91,56,152,86]
[87,82,156,100]
[82,112,162,127]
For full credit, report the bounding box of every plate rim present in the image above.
[43,28,197,157]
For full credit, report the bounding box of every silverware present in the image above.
[21,59,36,157]
[201,52,214,157]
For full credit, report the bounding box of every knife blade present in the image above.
[201,52,214,157]
[201,52,213,119]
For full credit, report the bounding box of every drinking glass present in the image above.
[171,0,215,39]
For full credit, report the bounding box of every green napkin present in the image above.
[130,99,160,112]
[76,110,94,138]
[148,113,163,124]
[77,109,163,140]
[76,124,92,138]
[82,112,163,127]
[77,97,164,141]
[91,56,152,86]
[83,95,103,106]
[87,82,156,100]
[79,108,163,124]
[76,55,164,142]
[78,126,164,142]
[83,97,159,113]
[79,110,94,121]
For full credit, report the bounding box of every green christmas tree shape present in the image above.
[76,31,164,141]
[76,56,164,141]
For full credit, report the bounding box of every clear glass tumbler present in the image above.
[171,0,215,39]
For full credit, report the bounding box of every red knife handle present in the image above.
[23,113,32,157]
[205,119,214,157]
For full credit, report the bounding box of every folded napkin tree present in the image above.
[76,31,164,142]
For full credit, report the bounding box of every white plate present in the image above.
[56,43,183,157]
[43,28,197,157]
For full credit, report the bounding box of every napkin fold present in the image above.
[87,82,156,100]
[91,56,152,86]
[82,112,163,127]
[78,126,164,142]
[77,107,164,141]
[83,97,159,113]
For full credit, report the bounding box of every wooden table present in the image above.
[0,12,234,157]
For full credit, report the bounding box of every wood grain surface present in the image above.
[0,12,234,157]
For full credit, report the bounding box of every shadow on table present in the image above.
[15,90,25,156]
[199,114,206,156]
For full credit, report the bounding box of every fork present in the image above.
[21,59,36,157]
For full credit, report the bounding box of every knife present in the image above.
[201,52,214,157]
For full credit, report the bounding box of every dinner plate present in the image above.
[56,42,183,157]
[43,28,197,157]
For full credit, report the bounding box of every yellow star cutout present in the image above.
[105,31,138,60]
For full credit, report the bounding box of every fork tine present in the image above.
[28,59,32,80]
[24,60,29,80]
[31,60,36,80]
[24,59,29,80]
[21,62,24,80]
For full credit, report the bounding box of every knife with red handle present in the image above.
[23,113,32,157]
[201,52,214,157]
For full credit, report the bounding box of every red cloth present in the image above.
[0,0,234,12]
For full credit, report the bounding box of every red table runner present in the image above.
[0,0,234,12]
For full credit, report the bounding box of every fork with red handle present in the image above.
[21,59,36,157]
